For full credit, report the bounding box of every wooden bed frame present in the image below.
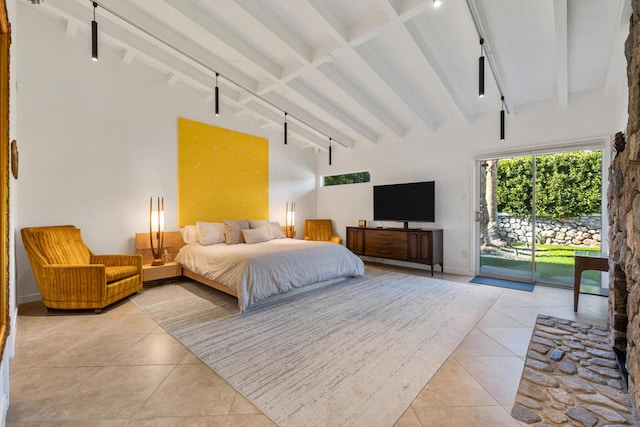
[182,267,238,298]
[135,229,352,311]
[136,230,241,309]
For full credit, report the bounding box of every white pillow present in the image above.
[242,226,271,244]
[196,221,226,245]
[224,219,250,244]
[250,219,272,238]
[270,221,286,239]
[249,219,269,229]
[180,225,200,244]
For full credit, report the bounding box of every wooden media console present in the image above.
[346,227,443,276]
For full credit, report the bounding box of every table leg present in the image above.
[573,268,582,312]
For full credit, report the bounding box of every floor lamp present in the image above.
[149,196,165,266]
[285,201,296,238]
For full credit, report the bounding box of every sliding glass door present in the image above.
[477,148,604,293]
[478,158,533,280]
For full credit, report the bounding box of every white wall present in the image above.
[319,89,621,275]
[13,1,629,295]
[14,2,316,302]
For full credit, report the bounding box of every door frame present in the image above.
[472,137,610,282]
[0,0,10,363]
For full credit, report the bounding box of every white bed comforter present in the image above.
[176,239,365,311]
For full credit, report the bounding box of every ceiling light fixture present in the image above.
[284,112,288,145]
[91,2,98,61]
[433,0,442,8]
[329,138,332,166]
[500,96,505,141]
[86,0,342,151]
[214,73,219,116]
[478,38,484,98]
[467,0,510,141]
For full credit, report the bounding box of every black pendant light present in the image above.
[284,112,288,145]
[500,96,505,141]
[91,2,98,61]
[329,138,332,165]
[479,39,484,98]
[214,73,220,116]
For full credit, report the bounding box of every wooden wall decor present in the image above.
[0,0,11,363]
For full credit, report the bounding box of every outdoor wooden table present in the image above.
[574,251,609,312]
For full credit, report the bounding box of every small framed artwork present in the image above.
[358,220,366,227]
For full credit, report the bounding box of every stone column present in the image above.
[610,0,640,409]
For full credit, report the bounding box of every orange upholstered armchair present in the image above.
[21,225,143,313]
[304,219,342,244]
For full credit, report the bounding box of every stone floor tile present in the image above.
[393,406,422,427]
[179,351,204,365]
[126,414,277,427]
[51,365,176,420]
[43,333,145,367]
[109,333,188,365]
[476,308,529,329]
[480,327,534,357]
[454,328,518,358]
[454,356,525,405]
[133,364,237,418]
[491,307,546,327]
[229,393,264,415]
[412,357,500,407]
[412,405,522,426]
[6,367,102,423]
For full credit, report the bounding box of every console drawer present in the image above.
[364,230,407,259]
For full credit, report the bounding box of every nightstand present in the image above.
[142,261,182,282]
[135,231,185,283]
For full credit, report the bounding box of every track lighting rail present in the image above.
[88,0,345,148]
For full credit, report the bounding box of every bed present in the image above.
[176,237,365,312]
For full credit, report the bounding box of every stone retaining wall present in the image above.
[497,213,601,247]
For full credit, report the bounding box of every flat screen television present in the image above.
[373,181,435,228]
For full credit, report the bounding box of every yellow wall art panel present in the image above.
[178,117,269,226]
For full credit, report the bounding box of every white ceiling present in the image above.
[28,0,631,151]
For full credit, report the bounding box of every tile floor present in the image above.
[7,267,609,426]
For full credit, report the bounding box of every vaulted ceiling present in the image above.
[29,0,631,151]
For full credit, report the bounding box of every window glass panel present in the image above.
[322,171,370,186]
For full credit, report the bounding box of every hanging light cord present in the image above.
[88,1,342,147]
[466,0,509,114]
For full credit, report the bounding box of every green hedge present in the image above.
[496,151,602,219]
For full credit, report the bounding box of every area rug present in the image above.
[470,276,535,292]
[131,267,501,426]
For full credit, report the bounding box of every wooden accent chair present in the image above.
[21,225,143,313]
[304,219,342,244]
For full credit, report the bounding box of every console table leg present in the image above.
[573,270,581,312]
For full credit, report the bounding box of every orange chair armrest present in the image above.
[91,254,142,269]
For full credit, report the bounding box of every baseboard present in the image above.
[17,293,41,305]
[361,257,471,277]
[9,306,16,359]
